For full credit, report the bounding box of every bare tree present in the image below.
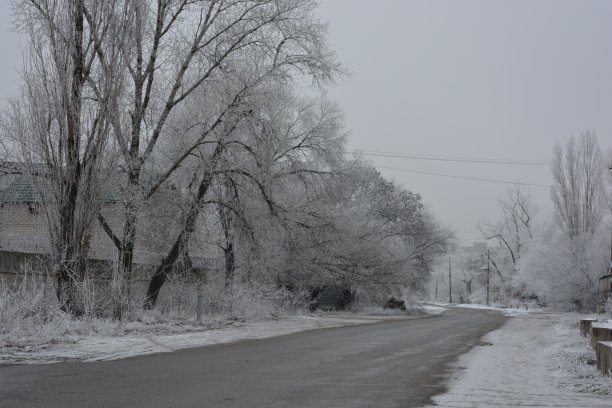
[459,256,479,297]
[518,132,608,311]
[551,131,605,239]
[3,0,127,314]
[276,163,453,295]
[143,89,347,307]
[84,0,342,314]
[218,181,238,289]
[478,185,537,270]
[605,148,612,216]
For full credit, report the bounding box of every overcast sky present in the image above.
[1,1,611,245]
[315,0,612,244]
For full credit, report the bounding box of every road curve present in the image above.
[0,308,507,408]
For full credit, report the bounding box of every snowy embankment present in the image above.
[0,311,429,365]
[426,311,612,407]
[426,301,530,317]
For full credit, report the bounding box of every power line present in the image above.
[350,149,551,166]
[376,165,553,188]
[352,148,551,162]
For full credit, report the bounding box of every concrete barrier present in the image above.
[590,323,612,349]
[579,318,598,337]
[596,341,612,375]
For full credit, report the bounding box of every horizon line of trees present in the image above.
[430,131,611,311]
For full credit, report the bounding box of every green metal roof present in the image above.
[0,177,39,204]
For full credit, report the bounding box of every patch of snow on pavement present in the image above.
[426,313,610,407]
[454,303,530,317]
[420,304,448,315]
[427,301,530,317]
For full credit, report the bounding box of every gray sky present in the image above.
[1,1,611,244]
[316,0,612,244]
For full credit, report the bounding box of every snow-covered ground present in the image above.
[454,303,529,316]
[0,312,421,364]
[420,304,449,315]
[426,301,531,317]
[426,311,612,407]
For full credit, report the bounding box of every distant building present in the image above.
[0,166,221,281]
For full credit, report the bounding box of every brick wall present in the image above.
[0,204,50,254]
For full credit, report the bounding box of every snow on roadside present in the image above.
[454,303,530,317]
[425,312,611,408]
[551,314,612,395]
[426,301,530,317]
[0,313,419,365]
[420,304,449,315]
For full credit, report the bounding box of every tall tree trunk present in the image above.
[219,204,235,289]
[112,166,140,319]
[55,0,85,314]
[223,242,236,289]
[143,164,218,308]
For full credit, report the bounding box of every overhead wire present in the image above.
[375,165,553,188]
[349,149,551,166]
[346,148,552,187]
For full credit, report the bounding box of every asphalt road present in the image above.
[0,308,507,408]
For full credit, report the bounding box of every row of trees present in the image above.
[480,132,610,310]
[0,0,451,318]
[427,132,611,311]
[520,132,611,310]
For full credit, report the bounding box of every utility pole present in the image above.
[609,217,612,276]
[448,257,452,303]
[609,163,612,274]
[486,249,490,306]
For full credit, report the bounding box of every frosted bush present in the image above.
[0,274,70,347]
[152,276,304,321]
[0,272,200,347]
[602,296,612,320]
[225,282,294,319]
[520,225,610,312]
[1,269,367,349]
[350,286,398,311]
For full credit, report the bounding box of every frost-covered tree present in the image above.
[605,148,612,217]
[519,132,609,310]
[69,0,344,314]
[551,132,605,239]
[276,163,453,298]
[478,185,537,271]
[477,185,538,300]
[2,0,128,314]
[1,0,455,317]
[142,84,347,307]
[519,222,610,310]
